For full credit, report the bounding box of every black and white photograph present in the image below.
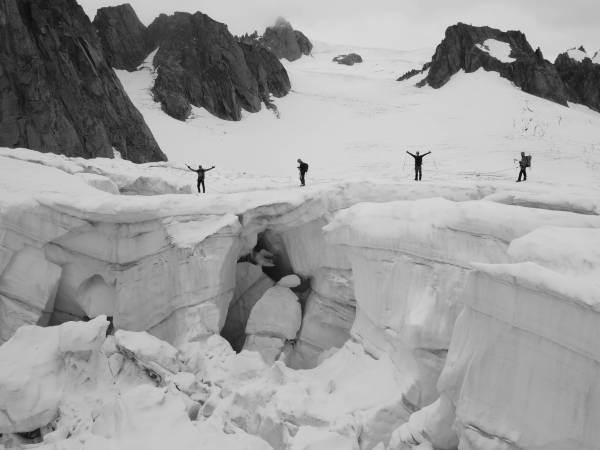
[1,0,599,449]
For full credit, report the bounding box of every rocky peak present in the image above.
[0,0,165,162]
[418,23,569,106]
[93,3,153,71]
[555,49,600,112]
[146,11,262,121]
[261,17,313,61]
[93,6,292,122]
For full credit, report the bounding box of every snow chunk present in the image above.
[245,286,301,340]
[475,39,515,63]
[277,274,301,288]
[115,330,180,373]
[0,317,108,433]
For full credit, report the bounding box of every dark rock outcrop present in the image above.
[93,6,292,122]
[294,30,313,57]
[333,53,363,66]
[238,40,291,105]
[93,4,154,71]
[397,62,431,81]
[555,49,600,112]
[145,12,286,121]
[261,18,312,61]
[420,23,569,106]
[0,0,165,162]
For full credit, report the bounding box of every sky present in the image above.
[79,0,600,59]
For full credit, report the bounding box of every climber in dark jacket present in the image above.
[406,151,431,181]
[515,152,528,182]
[297,159,309,186]
[186,164,215,193]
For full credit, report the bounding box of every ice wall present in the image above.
[325,198,600,414]
[434,226,600,450]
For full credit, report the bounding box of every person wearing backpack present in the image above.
[514,152,531,182]
[297,159,309,186]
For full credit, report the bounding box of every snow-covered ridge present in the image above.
[475,38,516,63]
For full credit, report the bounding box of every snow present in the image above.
[245,286,301,340]
[2,37,600,450]
[115,42,600,189]
[475,39,516,63]
[567,47,588,62]
[566,47,600,65]
[0,316,108,433]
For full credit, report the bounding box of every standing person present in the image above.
[514,152,530,182]
[297,159,309,186]
[186,164,215,193]
[406,150,431,181]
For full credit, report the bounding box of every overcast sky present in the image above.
[79,0,600,59]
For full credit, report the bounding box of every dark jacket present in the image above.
[298,162,309,174]
[407,151,430,166]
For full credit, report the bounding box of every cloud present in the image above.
[79,0,600,59]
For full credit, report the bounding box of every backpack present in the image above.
[301,162,309,173]
[525,155,532,168]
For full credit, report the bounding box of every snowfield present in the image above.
[1,40,600,450]
[116,42,600,189]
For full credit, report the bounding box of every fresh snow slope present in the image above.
[116,42,600,189]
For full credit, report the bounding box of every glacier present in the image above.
[2,147,600,450]
[2,35,600,450]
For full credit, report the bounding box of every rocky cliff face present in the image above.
[93,4,153,71]
[147,12,263,121]
[261,18,313,62]
[238,40,292,105]
[555,48,600,112]
[419,23,569,106]
[0,0,165,162]
[94,7,291,122]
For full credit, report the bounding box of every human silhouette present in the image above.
[297,159,309,186]
[406,151,431,181]
[186,164,215,193]
[515,152,530,182]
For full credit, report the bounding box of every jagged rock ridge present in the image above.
[0,0,166,162]
[92,3,154,71]
[397,62,431,81]
[237,39,292,106]
[260,17,313,62]
[148,12,263,121]
[417,23,569,106]
[94,5,292,121]
[555,47,600,112]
